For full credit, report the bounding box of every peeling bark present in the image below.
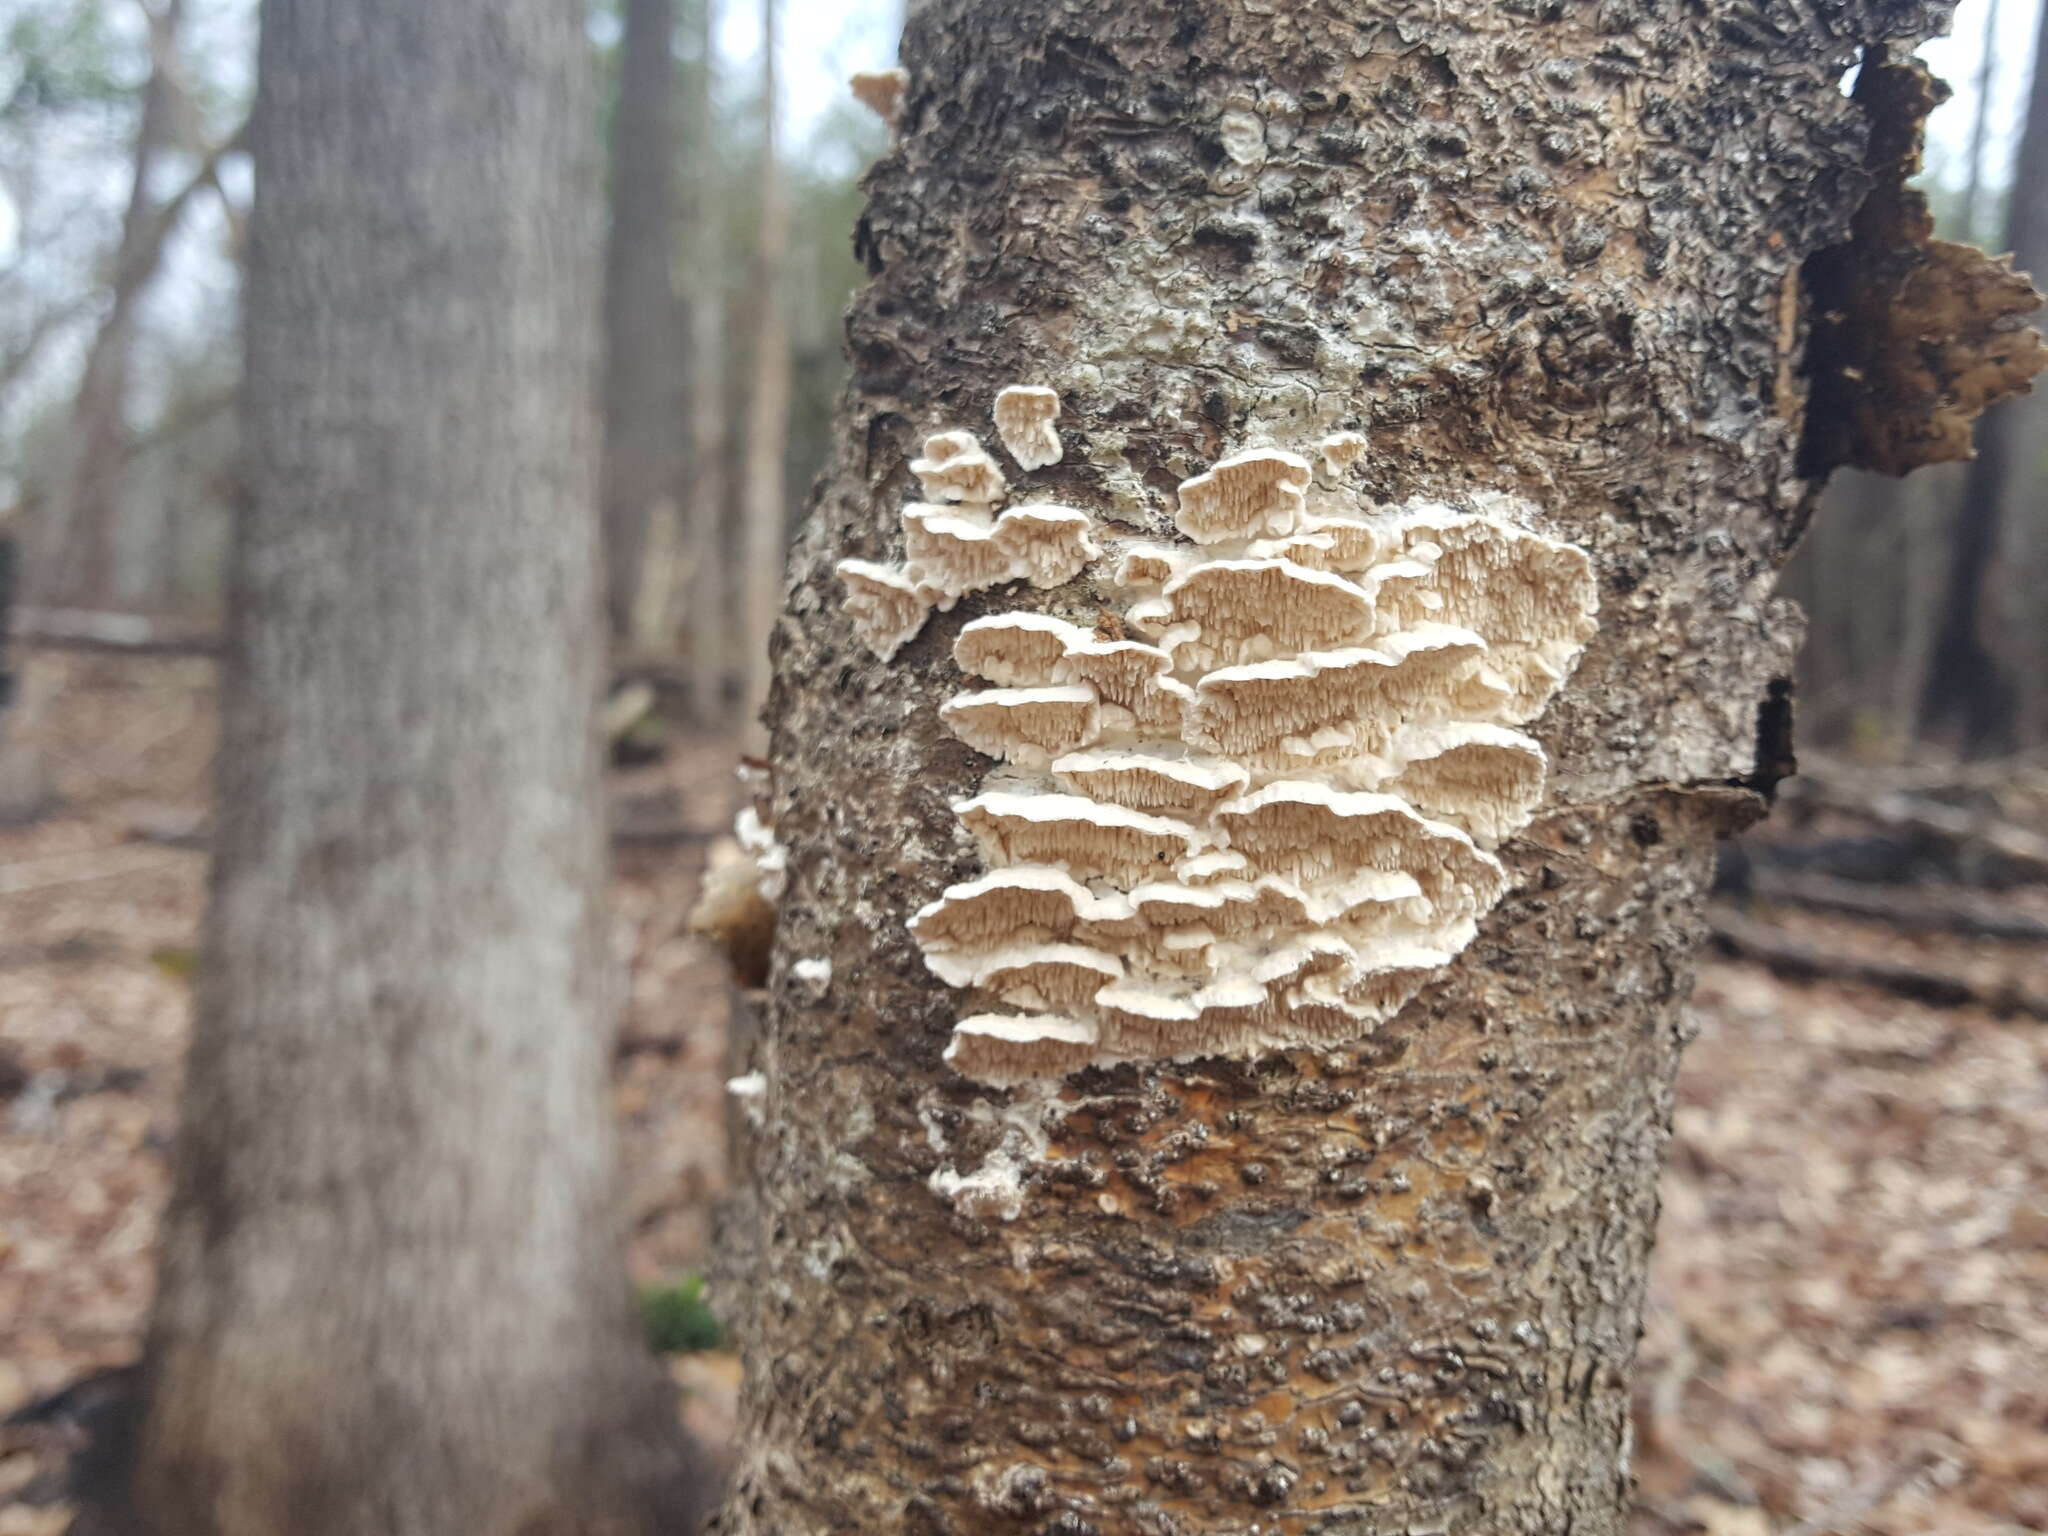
[716,4,2019,1533]
[1800,52,2046,481]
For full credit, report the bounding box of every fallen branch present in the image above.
[1784,771,2048,886]
[0,844,194,898]
[10,607,221,655]
[1706,907,2048,1020]
[1744,868,2048,942]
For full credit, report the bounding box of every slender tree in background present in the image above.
[1920,0,2048,755]
[714,2,2037,1531]
[79,1,708,1531]
[35,0,187,609]
[684,0,732,723]
[1957,0,2003,242]
[602,0,686,646]
[0,531,52,824]
[739,0,789,740]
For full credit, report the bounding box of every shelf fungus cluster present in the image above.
[834,398,1095,662]
[836,414,1599,1084]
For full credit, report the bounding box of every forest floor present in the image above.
[1,652,2044,1536]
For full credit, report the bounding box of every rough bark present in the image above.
[82,2,709,1532]
[715,3,2006,1534]
[602,0,687,644]
[739,0,790,742]
[1918,0,2048,754]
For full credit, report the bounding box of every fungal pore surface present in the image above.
[837,403,1598,1084]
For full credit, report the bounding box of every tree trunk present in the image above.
[0,531,54,825]
[683,0,731,725]
[83,2,709,1532]
[716,3,1993,1533]
[1956,0,2001,243]
[35,0,186,611]
[1919,0,2048,755]
[602,0,686,645]
[739,0,790,742]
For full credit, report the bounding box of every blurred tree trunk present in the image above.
[739,0,789,742]
[603,0,686,646]
[1957,0,2001,242]
[714,3,2016,1533]
[79,1,710,1532]
[1920,0,2048,755]
[0,533,53,824]
[683,0,731,724]
[35,0,186,609]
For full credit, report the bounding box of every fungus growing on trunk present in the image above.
[938,684,1101,766]
[848,67,908,126]
[1049,750,1249,818]
[842,431,1599,1082]
[992,385,1062,470]
[942,1014,1099,1084]
[1385,721,1549,845]
[833,559,928,660]
[1142,557,1378,669]
[1173,447,1313,543]
[835,469,1099,659]
[1317,430,1369,474]
[955,791,1207,880]
[910,430,1007,505]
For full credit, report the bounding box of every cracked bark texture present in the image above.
[718,3,1958,1533]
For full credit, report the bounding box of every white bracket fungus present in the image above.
[992,385,1063,470]
[1318,430,1369,474]
[942,1014,1100,1085]
[910,429,1007,505]
[1172,447,1313,543]
[834,429,1095,660]
[840,426,1597,1081]
[834,559,929,661]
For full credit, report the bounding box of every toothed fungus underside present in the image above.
[839,428,1598,1084]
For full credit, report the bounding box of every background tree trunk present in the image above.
[739,0,789,742]
[683,0,732,725]
[83,1,709,1531]
[1957,0,2001,243]
[716,2,1973,1533]
[602,0,686,646]
[34,0,187,610]
[1919,0,2048,755]
[0,531,53,825]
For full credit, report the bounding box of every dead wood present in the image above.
[1707,907,2048,1020]
[1742,869,2048,942]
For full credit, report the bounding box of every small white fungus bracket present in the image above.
[993,385,1063,470]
